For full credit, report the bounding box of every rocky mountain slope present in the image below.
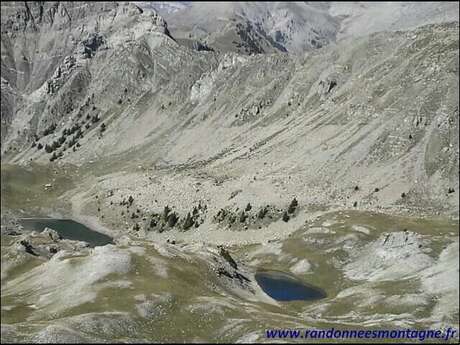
[1,2,458,221]
[143,1,460,54]
[133,1,191,15]
[1,3,458,343]
[159,1,339,54]
[328,1,460,40]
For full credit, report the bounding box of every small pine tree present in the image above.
[167,212,178,227]
[282,211,290,222]
[43,123,56,136]
[45,144,53,153]
[49,152,58,162]
[163,205,171,220]
[68,137,75,148]
[288,198,298,214]
[51,141,59,151]
[245,203,252,212]
[239,211,247,223]
[258,206,268,219]
[183,212,194,230]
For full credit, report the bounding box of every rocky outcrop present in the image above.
[1,1,458,216]
[46,56,77,94]
[77,34,106,60]
[343,231,433,281]
[0,1,173,150]
[14,228,90,259]
[42,227,62,242]
[159,2,458,55]
[210,246,252,292]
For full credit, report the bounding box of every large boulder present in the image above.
[42,227,62,242]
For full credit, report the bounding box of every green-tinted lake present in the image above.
[19,218,113,247]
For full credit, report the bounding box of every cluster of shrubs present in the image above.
[44,138,63,153]
[76,96,95,119]
[121,197,302,234]
[91,114,100,123]
[37,116,105,159]
[49,151,63,162]
[42,123,56,136]
[131,208,142,219]
[282,198,298,222]
[63,123,82,137]
[31,141,44,149]
[257,205,268,219]
[44,127,81,151]
[120,195,135,207]
[181,204,206,230]
[33,95,108,159]
[148,203,207,233]
[213,198,299,228]
[42,123,85,160]
[116,201,208,234]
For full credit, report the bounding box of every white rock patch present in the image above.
[420,241,459,327]
[290,259,312,274]
[351,225,371,235]
[343,231,433,281]
[3,245,131,315]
